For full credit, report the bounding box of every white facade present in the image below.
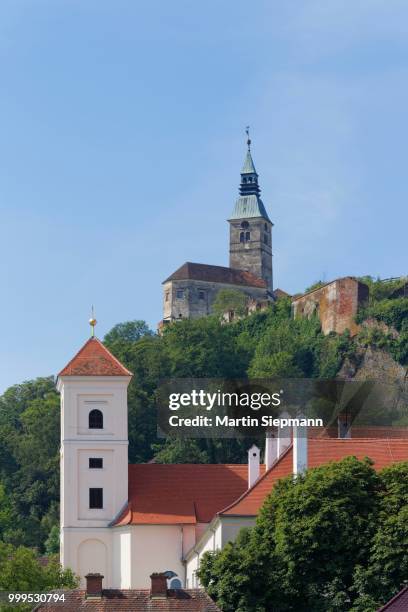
[185,516,256,588]
[58,375,131,587]
[59,365,302,588]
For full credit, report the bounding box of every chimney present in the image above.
[248,444,260,488]
[150,573,168,598]
[277,411,291,457]
[85,573,103,599]
[293,417,308,476]
[265,431,277,470]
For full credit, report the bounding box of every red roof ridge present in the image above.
[218,444,293,517]
[58,337,133,377]
[114,463,249,526]
[163,261,267,288]
[377,585,408,611]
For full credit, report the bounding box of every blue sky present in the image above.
[0,0,407,392]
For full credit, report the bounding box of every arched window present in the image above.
[241,221,249,229]
[89,409,103,429]
[240,231,245,242]
[245,231,250,241]
[264,223,267,231]
[242,177,247,183]
[264,234,268,245]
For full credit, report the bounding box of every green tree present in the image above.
[351,462,408,609]
[212,289,248,319]
[103,320,154,345]
[45,524,60,555]
[199,457,382,612]
[0,542,78,591]
[162,316,248,378]
[153,438,210,463]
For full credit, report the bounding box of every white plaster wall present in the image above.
[59,376,130,586]
[186,553,200,588]
[185,517,256,588]
[62,528,113,587]
[130,525,186,588]
[220,517,255,547]
[112,528,132,588]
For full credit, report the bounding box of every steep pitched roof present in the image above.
[220,438,408,517]
[34,589,221,611]
[378,586,408,611]
[113,464,249,526]
[241,150,257,174]
[58,337,132,377]
[163,262,267,289]
[228,194,271,221]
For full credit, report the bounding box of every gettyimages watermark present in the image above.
[156,378,408,438]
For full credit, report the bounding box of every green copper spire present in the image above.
[229,128,270,221]
[241,128,257,174]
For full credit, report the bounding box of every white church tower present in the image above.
[57,325,132,587]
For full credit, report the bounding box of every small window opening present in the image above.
[240,232,245,243]
[176,289,184,299]
[89,409,103,429]
[89,488,103,509]
[245,231,250,241]
[199,291,205,300]
[89,458,103,469]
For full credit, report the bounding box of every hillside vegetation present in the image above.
[0,277,406,554]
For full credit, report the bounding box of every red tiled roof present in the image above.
[220,438,408,517]
[310,426,408,439]
[163,262,267,289]
[378,586,408,611]
[114,464,249,525]
[34,589,221,611]
[58,338,132,377]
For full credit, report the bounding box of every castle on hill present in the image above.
[161,136,370,336]
[161,135,276,325]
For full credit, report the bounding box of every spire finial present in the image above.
[246,126,251,151]
[89,306,97,338]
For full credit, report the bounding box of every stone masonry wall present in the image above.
[162,279,269,322]
[292,277,369,336]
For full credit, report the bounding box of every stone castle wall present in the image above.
[162,279,269,322]
[292,277,369,336]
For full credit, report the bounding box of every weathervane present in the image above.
[89,306,97,338]
[246,126,251,151]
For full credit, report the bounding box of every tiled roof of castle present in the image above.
[378,586,408,611]
[113,464,249,526]
[58,337,132,377]
[163,262,267,288]
[34,589,221,611]
[220,438,408,517]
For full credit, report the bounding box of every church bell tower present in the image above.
[228,132,273,292]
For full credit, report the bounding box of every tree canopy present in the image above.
[198,458,408,612]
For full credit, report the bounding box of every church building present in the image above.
[58,335,408,590]
[162,136,274,324]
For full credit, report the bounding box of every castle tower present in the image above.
[57,334,132,587]
[228,134,273,292]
